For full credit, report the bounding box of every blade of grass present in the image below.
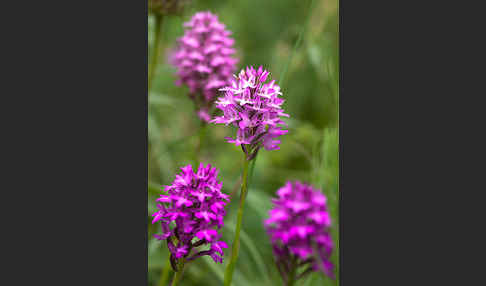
[245,188,272,219]
[200,256,248,286]
[224,221,271,285]
[321,127,339,284]
[279,0,317,90]
[148,14,164,90]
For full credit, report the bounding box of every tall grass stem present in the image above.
[149,14,164,91]
[279,0,316,90]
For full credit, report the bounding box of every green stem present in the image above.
[287,256,298,286]
[149,14,164,91]
[223,155,250,286]
[287,274,296,286]
[248,153,257,186]
[170,258,186,286]
[158,256,172,286]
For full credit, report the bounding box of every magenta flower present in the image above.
[170,11,238,122]
[211,66,289,160]
[265,181,334,282]
[152,163,230,270]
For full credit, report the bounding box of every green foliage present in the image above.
[148,0,339,285]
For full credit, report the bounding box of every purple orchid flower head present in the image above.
[211,66,289,160]
[265,181,334,282]
[152,163,230,270]
[169,11,238,122]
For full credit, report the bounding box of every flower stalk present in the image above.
[212,66,288,285]
[170,258,186,286]
[223,154,250,286]
[158,256,172,286]
[286,256,298,286]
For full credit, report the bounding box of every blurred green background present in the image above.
[148,0,339,285]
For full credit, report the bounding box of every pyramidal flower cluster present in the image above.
[211,66,289,160]
[170,11,238,122]
[152,164,230,269]
[265,181,334,281]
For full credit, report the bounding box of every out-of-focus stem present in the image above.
[149,14,164,91]
[170,258,186,286]
[158,256,172,286]
[223,155,250,286]
[287,256,298,286]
